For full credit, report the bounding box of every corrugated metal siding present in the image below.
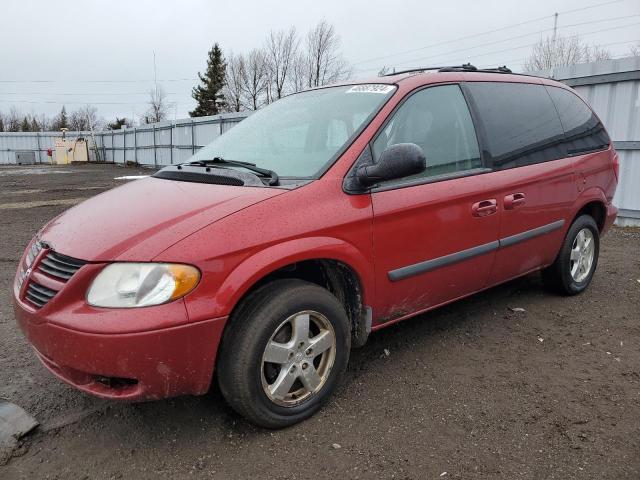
[0,131,95,164]
[570,79,640,222]
[0,112,251,167]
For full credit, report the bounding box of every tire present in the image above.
[217,279,351,428]
[542,215,600,295]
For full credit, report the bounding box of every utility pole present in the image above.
[551,12,559,67]
[153,50,159,99]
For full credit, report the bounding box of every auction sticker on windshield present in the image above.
[346,84,395,94]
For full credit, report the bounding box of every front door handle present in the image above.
[472,199,497,217]
[504,193,526,210]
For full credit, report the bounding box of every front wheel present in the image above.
[542,215,600,295]
[217,279,351,428]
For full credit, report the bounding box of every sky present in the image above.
[1,0,639,123]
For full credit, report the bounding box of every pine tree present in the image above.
[20,116,30,132]
[30,118,39,132]
[52,106,68,130]
[190,44,227,117]
[107,117,128,130]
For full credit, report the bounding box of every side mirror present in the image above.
[355,143,426,188]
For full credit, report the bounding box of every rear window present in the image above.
[466,82,565,170]
[545,86,610,155]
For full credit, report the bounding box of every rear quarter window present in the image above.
[545,86,610,155]
[466,82,565,170]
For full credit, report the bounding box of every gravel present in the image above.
[1,164,639,479]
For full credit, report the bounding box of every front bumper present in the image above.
[14,297,227,401]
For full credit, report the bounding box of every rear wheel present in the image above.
[217,279,350,428]
[542,215,600,295]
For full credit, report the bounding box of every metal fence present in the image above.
[536,56,640,226]
[0,112,250,166]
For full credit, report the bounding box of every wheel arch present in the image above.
[215,237,374,345]
[571,188,608,232]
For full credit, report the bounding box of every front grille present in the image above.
[25,282,57,308]
[22,249,87,309]
[37,251,86,281]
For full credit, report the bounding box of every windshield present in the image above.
[190,84,397,178]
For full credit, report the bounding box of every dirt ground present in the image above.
[1,163,639,479]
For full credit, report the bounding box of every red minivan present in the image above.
[13,65,618,427]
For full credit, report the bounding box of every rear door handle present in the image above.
[472,199,497,217]
[504,193,526,210]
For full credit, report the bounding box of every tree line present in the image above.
[0,105,106,133]
[186,19,351,118]
[523,35,622,71]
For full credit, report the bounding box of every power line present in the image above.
[352,0,630,66]
[0,91,179,96]
[0,99,190,106]
[476,39,640,68]
[414,22,640,65]
[0,78,197,84]
[355,18,640,74]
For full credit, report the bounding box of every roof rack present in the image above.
[382,63,513,76]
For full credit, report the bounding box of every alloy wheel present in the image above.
[570,228,595,283]
[261,310,336,407]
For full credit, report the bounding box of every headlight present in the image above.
[16,237,42,291]
[25,240,42,268]
[87,263,200,308]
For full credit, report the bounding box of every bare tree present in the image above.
[265,27,299,100]
[241,48,269,110]
[583,44,612,63]
[35,113,51,132]
[6,108,21,132]
[630,42,640,57]
[69,105,103,131]
[145,86,170,123]
[303,20,351,88]
[264,62,274,105]
[224,52,246,112]
[524,35,612,71]
[289,52,310,94]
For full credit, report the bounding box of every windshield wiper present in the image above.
[186,157,279,186]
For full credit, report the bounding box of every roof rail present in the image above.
[381,63,514,77]
[380,66,446,76]
[440,64,513,74]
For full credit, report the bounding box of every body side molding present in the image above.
[498,219,565,248]
[388,219,566,282]
[388,241,500,281]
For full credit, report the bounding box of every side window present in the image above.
[546,86,610,154]
[466,82,565,170]
[372,85,481,182]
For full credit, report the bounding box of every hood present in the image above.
[40,177,285,261]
